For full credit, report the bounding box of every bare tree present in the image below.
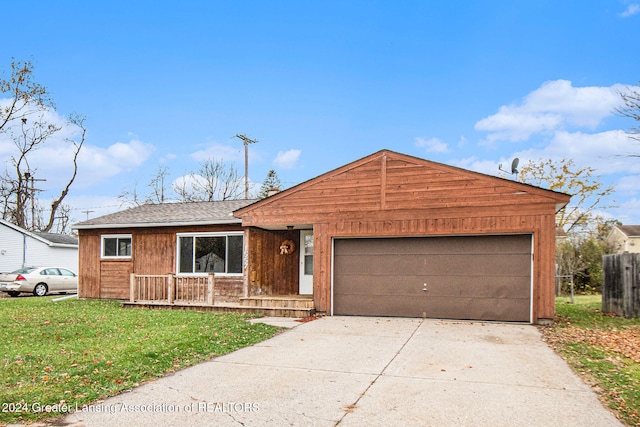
[0,59,52,132]
[118,181,143,208]
[147,166,170,204]
[616,83,640,143]
[173,159,243,202]
[0,59,86,232]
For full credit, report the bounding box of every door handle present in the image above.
[422,283,428,292]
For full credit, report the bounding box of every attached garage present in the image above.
[333,234,532,321]
[235,150,570,324]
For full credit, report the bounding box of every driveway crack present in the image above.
[333,319,424,426]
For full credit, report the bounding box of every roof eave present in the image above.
[72,218,242,230]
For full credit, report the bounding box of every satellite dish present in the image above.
[498,158,520,177]
[511,158,519,174]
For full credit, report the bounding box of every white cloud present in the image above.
[415,137,449,153]
[0,104,156,190]
[190,143,243,162]
[510,130,640,175]
[616,175,640,196]
[76,139,155,188]
[475,80,629,142]
[611,197,640,224]
[620,3,640,17]
[273,149,301,169]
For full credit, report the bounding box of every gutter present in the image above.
[72,218,243,231]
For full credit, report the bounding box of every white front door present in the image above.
[299,230,313,295]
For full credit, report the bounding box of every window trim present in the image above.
[176,231,244,276]
[101,234,133,259]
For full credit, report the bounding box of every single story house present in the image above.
[606,225,640,253]
[72,150,570,323]
[0,218,79,272]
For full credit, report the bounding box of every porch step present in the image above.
[240,295,314,309]
[122,301,315,318]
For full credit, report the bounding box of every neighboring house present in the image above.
[0,218,79,272]
[606,225,640,253]
[72,150,570,324]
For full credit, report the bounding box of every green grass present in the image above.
[0,297,280,425]
[548,295,640,426]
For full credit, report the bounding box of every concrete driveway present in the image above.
[59,317,621,427]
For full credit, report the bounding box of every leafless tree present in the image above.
[173,159,243,202]
[0,59,86,232]
[616,83,640,144]
[147,166,170,204]
[0,59,52,132]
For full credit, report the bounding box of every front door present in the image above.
[299,230,314,295]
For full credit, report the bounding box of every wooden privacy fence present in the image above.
[130,273,215,305]
[602,253,640,318]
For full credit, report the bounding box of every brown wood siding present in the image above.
[78,233,101,298]
[100,260,132,299]
[247,227,298,295]
[77,224,244,300]
[236,152,568,322]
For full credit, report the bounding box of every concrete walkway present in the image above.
[57,317,621,427]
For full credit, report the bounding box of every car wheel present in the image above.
[33,283,48,297]
[8,291,20,297]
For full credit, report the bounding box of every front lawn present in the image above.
[0,297,280,425]
[542,295,640,426]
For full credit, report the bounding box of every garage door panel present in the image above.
[333,294,427,317]
[426,277,530,299]
[337,253,530,277]
[334,254,429,275]
[333,235,532,322]
[339,236,530,256]
[425,297,530,322]
[334,275,423,297]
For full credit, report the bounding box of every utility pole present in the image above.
[23,172,46,230]
[233,134,258,199]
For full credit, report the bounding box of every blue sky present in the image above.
[2,1,640,225]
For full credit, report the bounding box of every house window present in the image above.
[101,235,132,258]
[177,233,243,274]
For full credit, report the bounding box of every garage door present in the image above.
[333,235,532,322]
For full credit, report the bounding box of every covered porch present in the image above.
[124,221,316,318]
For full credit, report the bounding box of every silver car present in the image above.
[0,267,78,297]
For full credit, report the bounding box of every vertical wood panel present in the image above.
[247,227,298,295]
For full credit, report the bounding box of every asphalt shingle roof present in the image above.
[72,200,257,229]
[618,225,640,237]
[33,232,79,245]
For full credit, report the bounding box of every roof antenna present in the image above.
[498,158,520,176]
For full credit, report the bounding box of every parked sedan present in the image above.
[0,267,78,297]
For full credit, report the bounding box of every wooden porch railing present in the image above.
[130,273,215,305]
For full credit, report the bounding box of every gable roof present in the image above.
[0,218,78,247]
[235,149,571,217]
[72,200,257,230]
[616,225,640,237]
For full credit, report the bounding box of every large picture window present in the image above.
[177,233,243,274]
[101,235,132,258]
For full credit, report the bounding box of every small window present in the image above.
[102,235,132,258]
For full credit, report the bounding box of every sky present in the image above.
[1,1,640,227]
